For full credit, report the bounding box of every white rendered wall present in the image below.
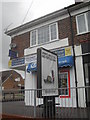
[75,45,86,107]
[25,66,43,106]
[25,66,77,107]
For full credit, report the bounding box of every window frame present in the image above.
[30,22,58,47]
[76,12,90,35]
[30,29,37,47]
[49,23,58,41]
[59,70,71,98]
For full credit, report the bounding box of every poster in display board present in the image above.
[37,47,59,97]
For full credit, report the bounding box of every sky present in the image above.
[0,0,75,71]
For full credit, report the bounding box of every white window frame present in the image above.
[76,12,90,35]
[49,23,58,41]
[30,30,37,47]
[30,22,58,47]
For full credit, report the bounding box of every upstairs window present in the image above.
[30,30,36,46]
[50,23,57,40]
[76,11,90,34]
[38,25,49,44]
[30,23,58,47]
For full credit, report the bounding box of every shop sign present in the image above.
[8,60,12,67]
[65,47,72,56]
[25,54,37,64]
[9,50,17,58]
[27,62,37,72]
[12,58,25,66]
[53,47,72,58]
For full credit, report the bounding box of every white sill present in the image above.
[24,38,68,55]
[76,31,90,36]
[29,39,59,49]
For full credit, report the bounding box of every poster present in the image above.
[41,48,58,96]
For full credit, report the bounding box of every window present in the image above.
[38,25,49,44]
[59,70,70,98]
[87,11,90,31]
[30,30,36,46]
[30,23,58,46]
[76,11,90,34]
[50,23,57,40]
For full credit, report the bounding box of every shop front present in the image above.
[25,47,78,107]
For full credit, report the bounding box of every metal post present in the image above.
[43,96,55,118]
[34,90,36,118]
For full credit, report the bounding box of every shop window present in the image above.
[30,23,58,47]
[76,11,90,34]
[59,70,70,98]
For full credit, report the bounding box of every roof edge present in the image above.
[5,2,89,36]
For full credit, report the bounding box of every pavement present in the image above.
[2,101,43,118]
[2,101,90,119]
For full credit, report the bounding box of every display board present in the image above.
[37,48,58,97]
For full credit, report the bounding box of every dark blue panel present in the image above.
[12,58,25,66]
[58,56,73,67]
[27,62,37,73]
[27,56,73,72]
[9,50,17,58]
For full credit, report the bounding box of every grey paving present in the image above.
[2,101,90,119]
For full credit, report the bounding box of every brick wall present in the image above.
[10,15,90,58]
[11,32,30,58]
[58,17,71,45]
[72,16,90,45]
[58,16,90,46]
[2,71,24,89]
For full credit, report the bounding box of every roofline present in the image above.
[1,74,12,85]
[5,2,89,36]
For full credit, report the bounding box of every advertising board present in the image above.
[37,48,58,97]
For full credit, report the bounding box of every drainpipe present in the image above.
[67,8,79,108]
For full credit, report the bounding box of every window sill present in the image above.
[29,39,60,49]
[76,31,90,36]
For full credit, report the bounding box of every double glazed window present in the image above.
[30,23,58,47]
[76,11,90,34]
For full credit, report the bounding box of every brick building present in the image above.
[5,1,90,107]
[1,70,24,90]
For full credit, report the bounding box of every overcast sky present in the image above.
[1,0,75,71]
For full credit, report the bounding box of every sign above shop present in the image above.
[27,47,73,72]
[8,58,25,67]
[12,58,25,66]
[58,56,73,67]
[27,62,37,72]
[9,49,18,58]
[53,47,72,58]
[25,54,37,64]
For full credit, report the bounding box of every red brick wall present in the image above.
[2,71,24,89]
[10,15,90,59]
[58,16,90,46]
[72,16,90,45]
[11,32,30,58]
[58,17,72,45]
